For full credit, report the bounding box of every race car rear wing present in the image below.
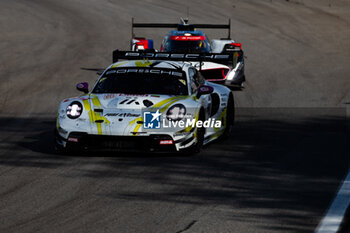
[131,18,231,39]
[112,50,242,67]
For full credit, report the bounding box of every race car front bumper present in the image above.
[55,131,177,152]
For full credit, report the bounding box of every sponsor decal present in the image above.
[119,94,149,97]
[103,93,150,100]
[68,137,78,142]
[106,68,183,77]
[170,36,205,41]
[123,52,230,60]
[159,140,173,145]
[104,113,140,117]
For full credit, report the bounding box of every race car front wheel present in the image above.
[221,93,235,139]
[186,110,205,154]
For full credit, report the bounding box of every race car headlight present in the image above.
[66,101,83,119]
[166,104,186,121]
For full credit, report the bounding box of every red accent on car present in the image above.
[135,39,148,50]
[169,36,206,41]
[159,140,173,145]
[222,69,228,79]
[68,137,79,143]
[230,43,242,50]
[201,68,230,81]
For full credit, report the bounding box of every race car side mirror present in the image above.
[197,85,213,98]
[76,82,89,93]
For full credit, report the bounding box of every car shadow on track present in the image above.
[0,116,190,159]
[0,108,348,233]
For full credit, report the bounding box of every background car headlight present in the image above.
[66,101,83,119]
[166,104,186,121]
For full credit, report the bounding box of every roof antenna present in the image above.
[179,7,189,25]
[180,17,189,25]
[186,7,190,23]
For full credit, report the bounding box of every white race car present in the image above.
[55,52,234,153]
[120,18,245,89]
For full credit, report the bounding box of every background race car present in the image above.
[113,18,245,89]
[56,51,235,153]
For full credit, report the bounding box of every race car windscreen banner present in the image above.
[113,50,238,66]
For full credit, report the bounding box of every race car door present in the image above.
[188,67,212,120]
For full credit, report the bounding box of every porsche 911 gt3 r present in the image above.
[55,57,234,153]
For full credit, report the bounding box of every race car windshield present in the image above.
[164,39,210,53]
[92,68,188,95]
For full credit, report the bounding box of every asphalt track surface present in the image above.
[0,0,350,232]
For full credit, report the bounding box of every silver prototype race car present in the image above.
[55,51,235,153]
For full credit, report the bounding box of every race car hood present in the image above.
[73,93,192,136]
[58,92,201,137]
[88,93,188,110]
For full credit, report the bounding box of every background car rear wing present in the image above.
[112,50,242,67]
[131,18,232,39]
